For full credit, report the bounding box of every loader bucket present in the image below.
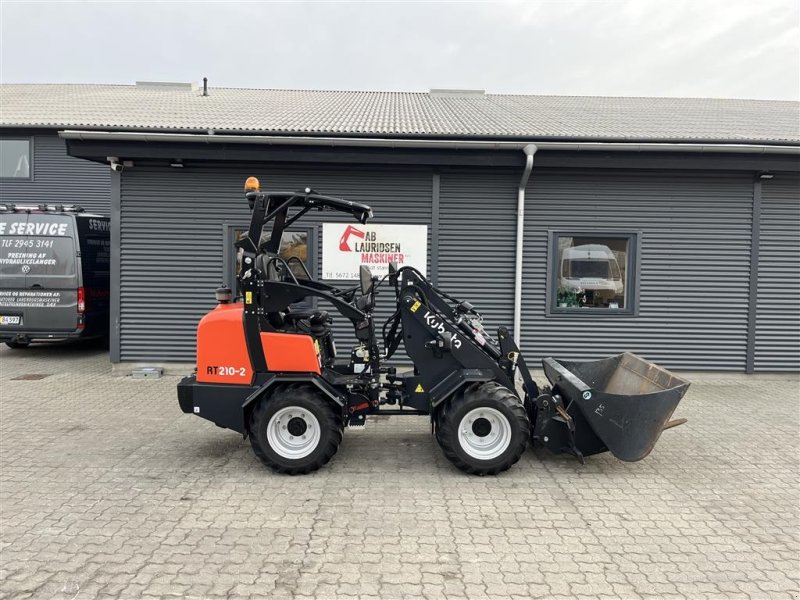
[541,352,690,462]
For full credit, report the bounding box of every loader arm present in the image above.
[388,266,535,409]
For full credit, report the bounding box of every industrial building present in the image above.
[1,82,798,371]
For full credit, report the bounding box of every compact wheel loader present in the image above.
[178,178,690,475]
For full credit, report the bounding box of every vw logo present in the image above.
[21,265,30,274]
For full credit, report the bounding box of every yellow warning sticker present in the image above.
[245,291,253,304]
[410,300,421,313]
[415,384,424,393]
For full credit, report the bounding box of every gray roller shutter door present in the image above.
[438,167,519,334]
[119,163,432,362]
[521,169,753,371]
[0,132,110,215]
[754,174,800,372]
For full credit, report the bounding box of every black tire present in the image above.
[248,384,343,475]
[5,340,30,349]
[438,381,530,476]
[434,409,446,446]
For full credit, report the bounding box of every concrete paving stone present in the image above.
[1,345,799,599]
[421,582,446,598]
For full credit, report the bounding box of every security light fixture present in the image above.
[170,160,184,168]
[758,171,774,180]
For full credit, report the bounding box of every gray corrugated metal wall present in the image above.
[0,131,110,214]
[520,169,754,371]
[754,174,800,371]
[119,163,431,361]
[117,160,796,372]
[438,167,519,333]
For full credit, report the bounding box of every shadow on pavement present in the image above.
[2,336,108,355]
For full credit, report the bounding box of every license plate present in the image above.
[0,315,22,326]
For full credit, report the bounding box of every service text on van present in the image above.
[0,222,69,236]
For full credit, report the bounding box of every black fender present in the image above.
[178,372,347,437]
[241,373,347,435]
[428,368,506,408]
[426,369,524,439]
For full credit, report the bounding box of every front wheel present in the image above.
[248,384,343,475]
[437,382,530,475]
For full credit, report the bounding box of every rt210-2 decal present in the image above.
[206,366,247,377]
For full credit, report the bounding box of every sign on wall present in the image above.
[322,223,428,280]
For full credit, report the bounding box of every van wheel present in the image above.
[248,384,343,475]
[438,382,529,476]
[5,340,30,349]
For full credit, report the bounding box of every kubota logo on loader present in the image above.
[423,311,463,349]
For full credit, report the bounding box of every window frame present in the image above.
[545,230,641,318]
[0,137,34,181]
[222,222,317,308]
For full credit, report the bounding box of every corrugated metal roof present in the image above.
[1,83,798,144]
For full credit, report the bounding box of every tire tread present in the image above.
[438,382,529,475]
[249,384,342,475]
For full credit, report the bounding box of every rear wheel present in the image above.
[248,384,342,475]
[438,382,529,475]
[5,340,30,349]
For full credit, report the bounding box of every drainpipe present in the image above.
[513,144,537,346]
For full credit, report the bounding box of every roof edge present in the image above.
[0,123,797,146]
[58,130,800,155]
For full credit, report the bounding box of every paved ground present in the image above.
[0,344,798,600]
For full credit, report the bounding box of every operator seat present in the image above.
[255,252,333,339]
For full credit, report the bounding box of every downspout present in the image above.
[514,144,537,346]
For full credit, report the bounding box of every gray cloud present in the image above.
[1,0,797,100]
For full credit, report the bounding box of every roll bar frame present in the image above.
[236,188,374,376]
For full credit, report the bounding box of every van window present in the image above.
[0,214,27,277]
[0,214,76,277]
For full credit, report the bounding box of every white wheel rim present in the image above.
[266,406,321,460]
[457,407,512,460]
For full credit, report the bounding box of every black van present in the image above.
[0,205,110,348]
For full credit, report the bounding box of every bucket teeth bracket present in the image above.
[532,394,585,465]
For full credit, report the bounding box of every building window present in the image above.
[0,139,32,179]
[223,224,315,303]
[549,232,639,316]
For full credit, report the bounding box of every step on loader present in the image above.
[178,178,690,475]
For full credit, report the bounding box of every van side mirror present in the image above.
[359,265,373,295]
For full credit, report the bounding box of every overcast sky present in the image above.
[1,0,798,100]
